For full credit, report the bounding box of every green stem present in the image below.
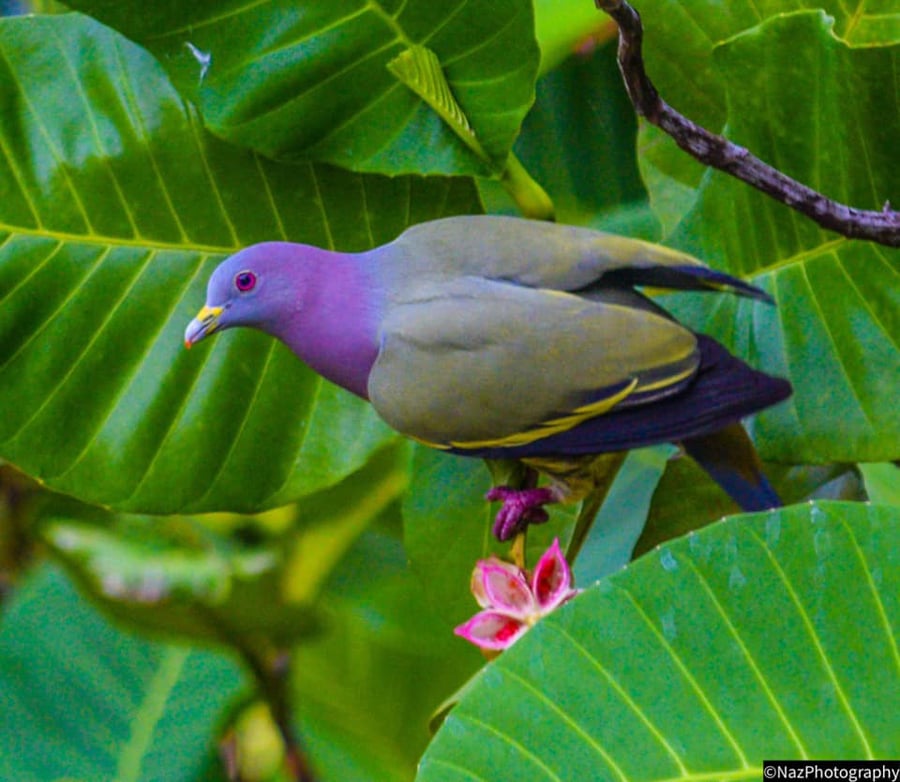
[565,452,627,566]
[499,153,556,221]
[201,604,316,782]
[239,643,315,782]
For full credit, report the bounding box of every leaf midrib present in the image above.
[114,648,188,782]
[0,222,237,256]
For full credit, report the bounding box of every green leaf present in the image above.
[572,445,672,584]
[860,463,900,506]
[418,501,900,780]
[0,564,247,782]
[65,0,540,176]
[638,0,898,194]
[636,10,900,462]
[480,42,656,233]
[293,525,482,782]
[0,14,480,513]
[40,443,409,646]
[637,458,864,556]
[387,45,488,163]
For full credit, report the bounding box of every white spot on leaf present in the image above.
[660,607,677,641]
[659,548,678,572]
[185,42,212,82]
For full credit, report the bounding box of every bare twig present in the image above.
[595,0,900,247]
[237,645,316,782]
[202,606,317,782]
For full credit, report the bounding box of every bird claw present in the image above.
[486,486,556,541]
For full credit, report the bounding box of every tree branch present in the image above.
[595,0,900,247]
[236,644,317,782]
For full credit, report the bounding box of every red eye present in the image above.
[235,271,256,292]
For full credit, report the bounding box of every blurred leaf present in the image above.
[0,564,247,782]
[533,0,615,74]
[859,463,900,506]
[519,45,648,222]
[65,1,540,176]
[572,445,673,584]
[637,457,864,556]
[292,525,481,782]
[418,502,900,780]
[636,10,899,462]
[43,514,322,647]
[278,442,411,604]
[41,443,410,646]
[0,13,480,513]
[229,702,288,782]
[480,42,657,234]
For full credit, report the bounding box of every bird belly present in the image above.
[521,453,624,504]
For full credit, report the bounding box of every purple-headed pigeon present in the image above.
[185,216,791,539]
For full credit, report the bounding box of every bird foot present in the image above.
[486,486,559,541]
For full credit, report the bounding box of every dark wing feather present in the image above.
[445,335,792,458]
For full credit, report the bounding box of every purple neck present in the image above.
[269,249,380,399]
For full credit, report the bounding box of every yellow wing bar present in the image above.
[445,377,639,451]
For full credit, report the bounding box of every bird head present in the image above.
[184,242,312,348]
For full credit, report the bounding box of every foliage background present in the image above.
[0,0,896,780]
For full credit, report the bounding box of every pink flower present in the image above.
[454,539,580,652]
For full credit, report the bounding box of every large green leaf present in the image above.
[38,442,409,647]
[418,501,900,780]
[65,0,540,176]
[636,9,899,462]
[0,564,247,782]
[637,457,864,556]
[0,14,480,513]
[639,0,899,229]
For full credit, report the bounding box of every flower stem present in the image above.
[510,531,528,570]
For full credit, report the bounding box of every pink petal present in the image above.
[454,611,528,650]
[531,538,574,610]
[481,564,536,617]
[471,557,522,609]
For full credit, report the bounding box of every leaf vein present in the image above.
[545,621,688,773]
[52,254,210,482]
[452,711,563,782]
[623,589,750,767]
[746,525,874,757]
[683,556,809,757]
[8,248,160,451]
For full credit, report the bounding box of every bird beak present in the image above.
[184,305,224,349]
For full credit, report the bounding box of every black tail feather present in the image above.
[683,423,783,511]
[602,264,773,303]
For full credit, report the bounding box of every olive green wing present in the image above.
[384,216,770,301]
[367,277,699,449]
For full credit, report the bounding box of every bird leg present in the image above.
[485,485,562,541]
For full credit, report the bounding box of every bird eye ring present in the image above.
[234,271,256,292]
